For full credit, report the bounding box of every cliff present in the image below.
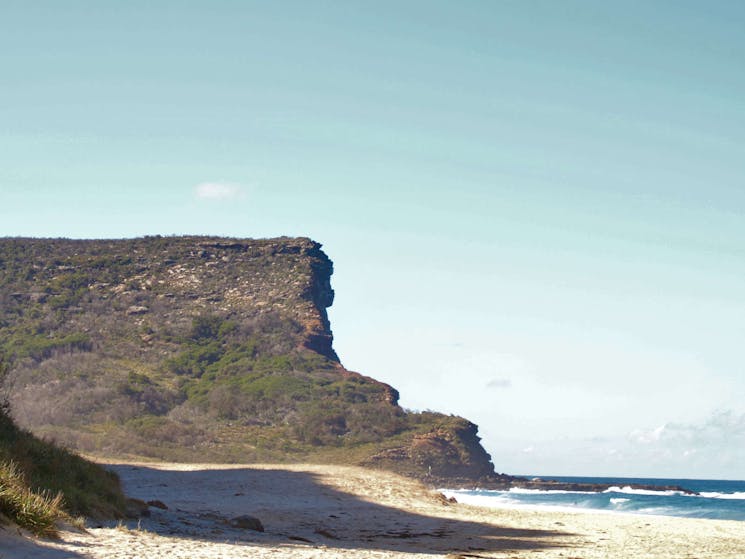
[0,236,502,485]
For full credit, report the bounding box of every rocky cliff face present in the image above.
[297,241,338,361]
[0,236,499,485]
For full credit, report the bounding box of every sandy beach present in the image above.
[4,461,745,558]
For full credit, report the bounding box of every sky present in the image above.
[2,0,745,479]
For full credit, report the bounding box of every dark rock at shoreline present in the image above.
[447,474,698,496]
[510,479,699,495]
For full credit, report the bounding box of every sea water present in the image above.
[443,477,745,521]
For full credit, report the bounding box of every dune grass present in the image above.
[0,404,126,537]
[0,460,65,537]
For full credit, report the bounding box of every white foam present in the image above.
[507,487,588,496]
[441,492,511,507]
[602,485,682,496]
[440,487,745,522]
[439,490,643,517]
[699,491,745,500]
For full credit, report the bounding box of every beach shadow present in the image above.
[104,464,577,556]
[0,530,91,559]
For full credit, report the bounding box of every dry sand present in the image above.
[3,461,745,558]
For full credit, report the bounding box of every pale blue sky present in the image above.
[2,1,745,478]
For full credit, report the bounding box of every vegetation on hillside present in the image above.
[0,236,497,484]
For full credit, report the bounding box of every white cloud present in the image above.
[486,378,512,389]
[630,412,745,447]
[194,182,246,201]
[621,410,745,477]
[497,411,745,478]
[665,410,745,446]
[630,424,667,444]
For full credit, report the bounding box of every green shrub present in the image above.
[165,341,223,376]
[4,332,92,362]
[189,315,224,341]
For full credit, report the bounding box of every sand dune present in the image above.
[4,461,745,558]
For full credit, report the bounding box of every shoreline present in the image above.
[441,480,745,523]
[4,461,745,558]
[440,489,710,521]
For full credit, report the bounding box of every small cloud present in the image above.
[522,446,534,454]
[630,411,745,447]
[194,182,246,201]
[667,410,745,446]
[631,424,667,444]
[486,378,512,389]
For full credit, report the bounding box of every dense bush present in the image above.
[4,332,92,362]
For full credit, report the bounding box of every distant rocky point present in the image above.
[0,236,505,486]
[502,478,698,495]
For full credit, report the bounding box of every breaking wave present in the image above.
[441,476,745,521]
[699,491,745,500]
[602,486,683,497]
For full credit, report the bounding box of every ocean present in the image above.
[443,476,745,521]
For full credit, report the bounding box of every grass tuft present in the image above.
[0,403,126,537]
[0,460,64,538]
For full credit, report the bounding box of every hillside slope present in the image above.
[0,236,503,486]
